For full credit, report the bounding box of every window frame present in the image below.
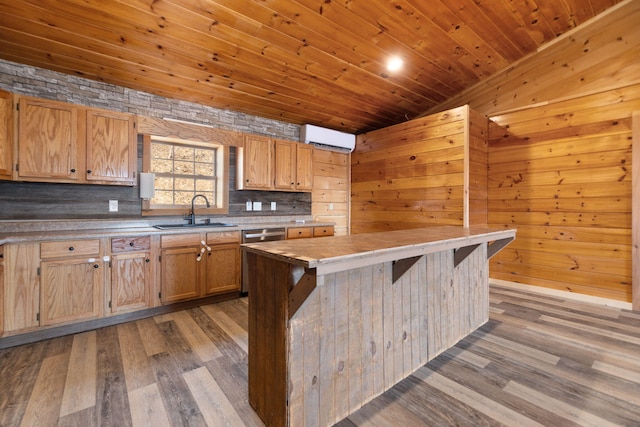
[141,134,229,216]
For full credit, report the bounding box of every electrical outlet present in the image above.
[329,203,334,210]
[271,202,276,211]
[253,201,262,211]
[109,200,118,212]
[246,201,253,211]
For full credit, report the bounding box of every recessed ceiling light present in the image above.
[387,56,403,72]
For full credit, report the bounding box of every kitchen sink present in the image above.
[153,222,237,230]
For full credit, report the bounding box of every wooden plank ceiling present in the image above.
[0,0,623,133]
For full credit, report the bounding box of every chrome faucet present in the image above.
[189,194,210,225]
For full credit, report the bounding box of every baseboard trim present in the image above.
[490,278,633,310]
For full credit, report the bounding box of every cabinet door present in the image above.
[274,139,296,190]
[239,134,273,189]
[0,260,4,336]
[3,243,40,332]
[40,258,102,326]
[0,90,13,180]
[204,244,240,295]
[295,144,314,191]
[86,108,136,185]
[18,97,81,181]
[161,247,201,304]
[111,252,151,313]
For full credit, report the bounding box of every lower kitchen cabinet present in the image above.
[160,231,241,304]
[204,231,241,295]
[0,245,4,336]
[161,245,201,304]
[109,236,152,313]
[39,239,102,326]
[3,243,40,332]
[40,257,102,326]
[287,225,335,239]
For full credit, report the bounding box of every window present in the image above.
[142,135,229,215]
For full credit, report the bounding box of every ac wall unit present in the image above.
[300,124,356,153]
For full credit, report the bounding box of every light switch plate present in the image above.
[109,200,118,212]
[271,202,276,211]
[246,201,253,211]
[253,201,262,211]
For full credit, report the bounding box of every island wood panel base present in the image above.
[247,244,488,427]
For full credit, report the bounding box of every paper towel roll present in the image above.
[139,172,155,199]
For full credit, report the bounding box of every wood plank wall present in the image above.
[312,149,350,236]
[468,108,489,226]
[488,84,640,302]
[421,0,640,305]
[351,105,487,234]
[351,107,465,233]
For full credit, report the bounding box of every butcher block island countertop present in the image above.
[243,226,516,427]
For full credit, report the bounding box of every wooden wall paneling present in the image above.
[351,105,487,234]
[488,90,635,303]
[312,149,350,236]
[632,110,639,310]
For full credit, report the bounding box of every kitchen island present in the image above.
[242,226,516,427]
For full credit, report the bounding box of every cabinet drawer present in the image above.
[287,227,313,239]
[313,226,334,237]
[207,231,240,245]
[41,239,100,259]
[161,233,201,248]
[111,236,151,253]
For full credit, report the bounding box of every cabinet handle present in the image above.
[70,168,76,173]
[145,258,150,263]
[129,242,135,246]
[87,169,92,174]
[69,246,75,251]
[93,264,99,269]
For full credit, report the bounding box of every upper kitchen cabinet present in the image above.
[274,139,313,192]
[0,90,13,180]
[86,108,136,185]
[237,134,273,190]
[18,96,82,182]
[16,96,136,185]
[237,134,313,192]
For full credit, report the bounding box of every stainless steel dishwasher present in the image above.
[241,227,286,294]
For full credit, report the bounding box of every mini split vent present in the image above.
[300,124,356,153]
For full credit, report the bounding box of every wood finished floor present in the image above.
[1,284,639,427]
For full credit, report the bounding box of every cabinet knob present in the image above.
[145,258,150,263]
[68,246,75,251]
[70,168,76,173]
[93,264,99,269]
[87,169,92,174]
[129,242,135,246]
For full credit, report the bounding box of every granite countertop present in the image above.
[243,226,516,275]
[0,217,335,245]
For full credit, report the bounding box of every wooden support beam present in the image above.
[288,269,317,319]
[392,256,423,283]
[487,237,515,260]
[454,244,481,267]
